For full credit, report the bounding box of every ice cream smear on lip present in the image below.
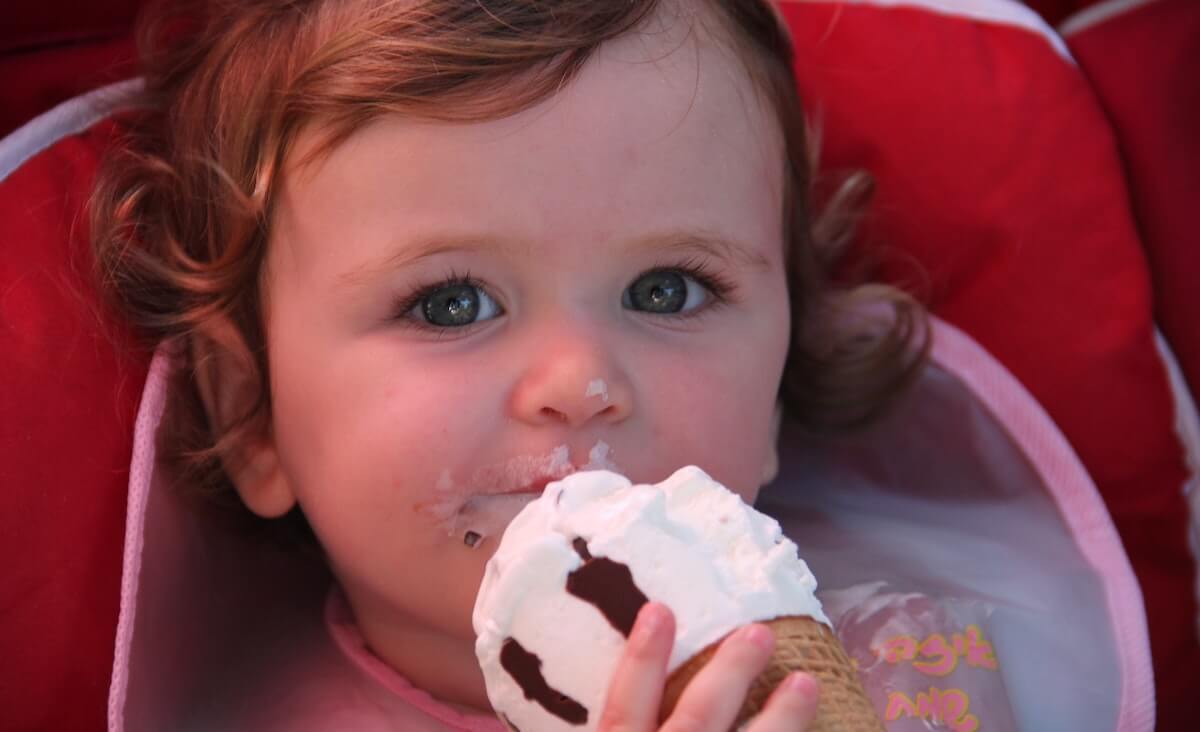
[473,466,830,731]
[434,442,621,547]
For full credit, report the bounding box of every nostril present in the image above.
[539,407,568,423]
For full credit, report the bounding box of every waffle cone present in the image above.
[660,616,883,731]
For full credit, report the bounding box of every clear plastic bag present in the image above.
[824,584,1017,732]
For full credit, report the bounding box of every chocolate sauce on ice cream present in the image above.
[567,538,648,637]
[499,638,588,725]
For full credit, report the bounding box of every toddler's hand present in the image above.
[597,603,819,732]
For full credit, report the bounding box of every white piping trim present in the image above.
[1060,0,1161,38]
[778,0,1074,62]
[1156,331,1200,482]
[0,78,143,183]
[1153,330,1200,642]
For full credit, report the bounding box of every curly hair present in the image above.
[91,0,928,517]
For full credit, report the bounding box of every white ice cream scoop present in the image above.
[472,466,834,731]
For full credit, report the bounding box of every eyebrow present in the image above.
[338,228,772,287]
[630,229,772,271]
[338,235,501,288]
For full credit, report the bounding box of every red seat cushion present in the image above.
[0,38,138,139]
[1063,2,1200,723]
[0,0,144,137]
[779,1,1198,727]
[1,7,146,727]
[1020,0,1107,26]
[1066,0,1200,450]
[1,1,1195,729]
[0,118,149,731]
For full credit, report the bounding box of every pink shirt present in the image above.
[323,587,505,732]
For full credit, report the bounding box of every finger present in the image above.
[745,672,820,732]
[661,623,775,732]
[597,602,676,731]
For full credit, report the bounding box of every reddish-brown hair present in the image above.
[92,0,927,511]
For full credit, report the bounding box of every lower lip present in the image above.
[520,476,557,495]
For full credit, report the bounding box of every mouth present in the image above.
[471,445,575,499]
[455,493,539,548]
[451,471,574,549]
[426,441,621,549]
[508,474,562,498]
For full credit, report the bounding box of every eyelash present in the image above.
[641,257,738,314]
[391,268,492,330]
[391,259,738,330]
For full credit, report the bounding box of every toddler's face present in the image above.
[258,18,789,702]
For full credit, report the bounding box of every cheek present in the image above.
[637,308,789,496]
[266,348,507,607]
[267,338,501,526]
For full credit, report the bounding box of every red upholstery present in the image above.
[1,8,146,729]
[1021,0,1105,25]
[780,1,1197,727]
[0,39,138,139]
[2,0,142,46]
[1067,0,1200,437]
[0,119,148,731]
[0,1,143,138]
[1,1,1195,729]
[1064,4,1200,721]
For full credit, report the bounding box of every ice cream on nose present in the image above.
[472,467,882,731]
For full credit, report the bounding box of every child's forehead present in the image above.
[285,2,781,186]
[271,13,786,282]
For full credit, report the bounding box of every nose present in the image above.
[508,329,633,428]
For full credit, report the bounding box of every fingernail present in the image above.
[633,603,666,646]
[740,624,775,652]
[782,672,818,699]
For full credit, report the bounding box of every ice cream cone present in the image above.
[660,616,883,731]
[475,468,850,731]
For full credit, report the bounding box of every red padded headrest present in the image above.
[1,1,1196,729]
[779,2,1197,723]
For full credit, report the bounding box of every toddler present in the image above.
[92,0,925,729]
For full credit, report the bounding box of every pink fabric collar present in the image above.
[325,588,505,732]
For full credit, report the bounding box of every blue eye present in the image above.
[411,282,502,327]
[623,270,709,314]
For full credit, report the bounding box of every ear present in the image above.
[192,336,297,519]
[760,401,783,485]
[227,440,296,519]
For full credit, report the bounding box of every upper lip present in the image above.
[492,467,577,497]
[468,441,618,498]
[471,449,579,497]
[515,473,569,496]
